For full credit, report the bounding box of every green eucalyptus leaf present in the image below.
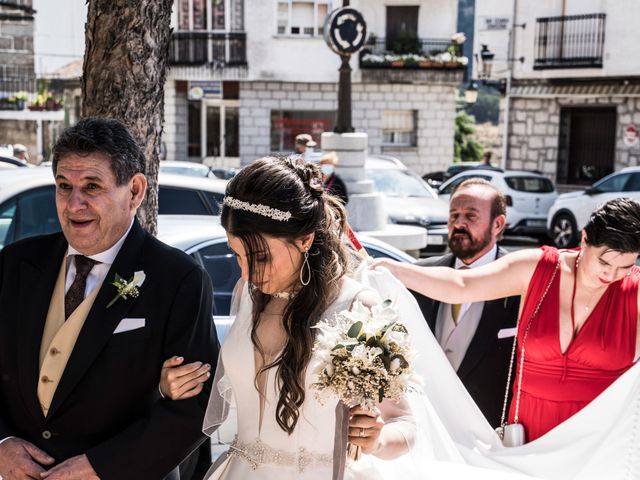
[347,321,363,339]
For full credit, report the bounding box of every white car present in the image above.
[547,167,640,248]
[365,156,450,255]
[0,168,228,249]
[438,169,558,237]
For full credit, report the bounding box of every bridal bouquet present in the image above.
[312,299,416,411]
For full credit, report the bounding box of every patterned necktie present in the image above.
[450,265,469,323]
[65,255,98,319]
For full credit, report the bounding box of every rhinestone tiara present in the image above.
[223,196,292,222]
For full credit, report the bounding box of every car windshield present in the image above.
[160,165,210,178]
[367,168,437,198]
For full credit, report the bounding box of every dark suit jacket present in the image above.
[411,247,520,428]
[0,219,219,479]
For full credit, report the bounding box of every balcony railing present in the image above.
[0,76,35,111]
[365,37,452,57]
[534,13,605,69]
[168,32,247,67]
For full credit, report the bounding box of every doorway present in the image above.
[386,6,419,53]
[557,106,616,185]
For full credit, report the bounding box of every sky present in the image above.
[33,0,87,75]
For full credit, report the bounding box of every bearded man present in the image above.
[411,178,520,428]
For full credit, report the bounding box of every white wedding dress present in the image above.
[203,276,538,480]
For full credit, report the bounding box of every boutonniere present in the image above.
[106,271,146,308]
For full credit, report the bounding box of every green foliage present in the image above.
[465,88,500,125]
[454,111,483,163]
[392,29,422,55]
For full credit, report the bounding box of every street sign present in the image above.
[479,16,511,31]
[188,81,222,100]
[324,7,367,55]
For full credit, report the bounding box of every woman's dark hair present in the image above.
[583,197,640,253]
[52,117,145,185]
[221,156,349,434]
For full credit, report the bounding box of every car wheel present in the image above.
[551,213,578,248]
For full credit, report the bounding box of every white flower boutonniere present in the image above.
[106,271,146,308]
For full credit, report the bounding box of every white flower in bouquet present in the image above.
[312,299,416,411]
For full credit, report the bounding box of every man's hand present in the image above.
[0,437,54,480]
[41,455,99,480]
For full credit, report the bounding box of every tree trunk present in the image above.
[82,0,173,236]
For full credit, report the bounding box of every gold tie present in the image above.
[450,265,469,323]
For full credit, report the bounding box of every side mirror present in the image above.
[584,187,601,196]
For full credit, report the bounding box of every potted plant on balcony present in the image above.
[361,53,388,68]
[14,91,28,110]
[387,54,404,67]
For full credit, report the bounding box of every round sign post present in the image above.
[324,7,367,134]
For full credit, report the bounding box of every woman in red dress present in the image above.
[374,197,640,443]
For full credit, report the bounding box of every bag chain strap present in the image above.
[499,260,560,427]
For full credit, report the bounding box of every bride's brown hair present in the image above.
[221,155,349,434]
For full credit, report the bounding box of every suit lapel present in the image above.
[17,235,68,423]
[47,221,147,418]
[457,247,510,380]
[456,299,505,380]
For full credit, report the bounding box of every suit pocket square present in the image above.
[497,327,517,339]
[113,318,145,334]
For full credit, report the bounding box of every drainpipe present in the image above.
[501,0,519,169]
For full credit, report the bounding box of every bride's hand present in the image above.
[159,356,211,400]
[348,405,384,454]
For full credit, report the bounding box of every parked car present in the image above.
[159,160,215,178]
[158,215,415,320]
[438,169,558,237]
[0,168,227,250]
[547,167,640,248]
[365,156,449,255]
[0,155,28,168]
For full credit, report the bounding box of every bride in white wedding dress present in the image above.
[160,156,537,480]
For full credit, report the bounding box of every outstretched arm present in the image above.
[372,248,542,304]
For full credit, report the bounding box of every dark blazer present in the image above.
[325,173,349,205]
[0,219,219,479]
[410,247,520,428]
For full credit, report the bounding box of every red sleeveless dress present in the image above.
[508,246,639,441]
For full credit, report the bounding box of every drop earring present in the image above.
[300,248,311,286]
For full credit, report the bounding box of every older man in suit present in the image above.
[0,117,218,479]
[412,178,520,428]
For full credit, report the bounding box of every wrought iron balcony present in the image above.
[364,37,452,58]
[168,32,247,67]
[534,13,605,69]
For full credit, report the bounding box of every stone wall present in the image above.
[239,81,457,174]
[505,96,640,181]
[163,80,188,162]
[0,4,35,75]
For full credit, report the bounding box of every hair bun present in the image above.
[291,159,324,199]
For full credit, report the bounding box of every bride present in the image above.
[159,156,534,480]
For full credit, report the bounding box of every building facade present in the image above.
[164,0,464,175]
[475,0,640,188]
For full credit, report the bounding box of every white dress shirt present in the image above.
[65,219,134,297]
[435,244,498,371]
